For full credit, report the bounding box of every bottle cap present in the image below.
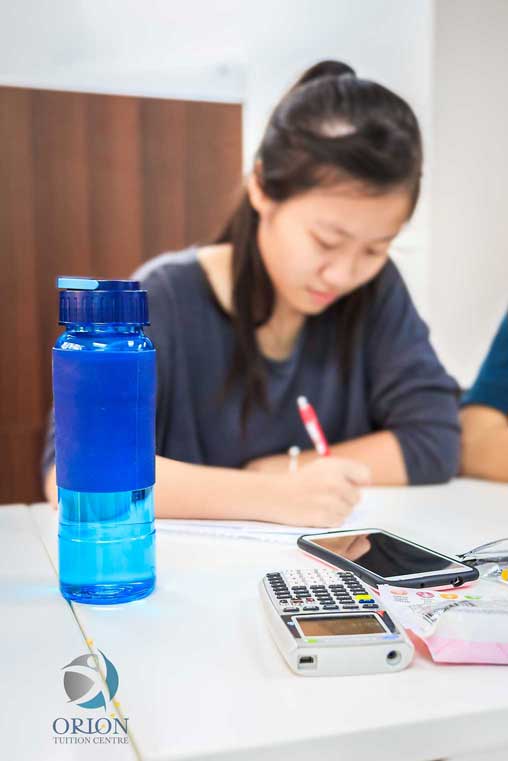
[57,277,149,325]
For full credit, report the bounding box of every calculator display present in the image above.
[297,615,384,637]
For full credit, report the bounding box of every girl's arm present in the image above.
[245,430,407,484]
[44,455,371,528]
[460,405,508,481]
[362,262,460,484]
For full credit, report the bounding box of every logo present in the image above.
[52,648,129,746]
[62,650,119,711]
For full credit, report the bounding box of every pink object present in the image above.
[297,396,330,456]
[425,635,508,665]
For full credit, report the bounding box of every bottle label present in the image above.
[53,349,156,492]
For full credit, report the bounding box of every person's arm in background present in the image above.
[460,312,508,481]
[246,261,461,485]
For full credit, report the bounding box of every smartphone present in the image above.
[297,528,479,589]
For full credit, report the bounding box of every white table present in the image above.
[0,506,136,760]
[4,479,508,761]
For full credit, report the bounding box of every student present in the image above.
[43,60,460,526]
[461,312,508,481]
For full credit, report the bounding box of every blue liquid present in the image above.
[59,486,156,604]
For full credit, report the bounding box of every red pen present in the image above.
[297,396,330,456]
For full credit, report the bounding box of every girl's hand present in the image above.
[271,456,371,528]
[244,452,291,473]
[44,466,58,510]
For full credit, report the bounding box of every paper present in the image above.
[155,505,369,544]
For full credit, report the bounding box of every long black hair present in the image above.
[215,60,422,427]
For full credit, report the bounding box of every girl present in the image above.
[44,60,460,526]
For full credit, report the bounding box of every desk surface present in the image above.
[23,479,508,761]
[0,506,135,760]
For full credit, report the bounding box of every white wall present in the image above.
[431,0,508,387]
[0,1,248,102]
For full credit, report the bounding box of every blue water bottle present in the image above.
[53,277,156,604]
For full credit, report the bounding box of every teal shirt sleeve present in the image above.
[462,313,508,413]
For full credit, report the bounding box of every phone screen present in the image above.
[311,532,467,578]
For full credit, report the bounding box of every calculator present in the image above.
[260,567,414,676]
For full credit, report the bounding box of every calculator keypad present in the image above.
[265,569,379,614]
